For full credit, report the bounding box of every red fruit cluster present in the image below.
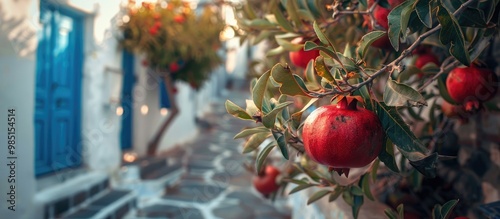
[302,97,384,177]
[149,21,162,36]
[253,166,281,196]
[446,66,498,111]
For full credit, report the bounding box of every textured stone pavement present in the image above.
[127,89,291,219]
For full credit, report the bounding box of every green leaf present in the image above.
[458,8,487,27]
[289,184,315,195]
[408,152,438,178]
[256,142,276,174]
[304,41,338,62]
[437,5,471,66]
[415,0,432,28]
[307,190,330,205]
[399,1,415,41]
[342,190,354,206]
[432,204,442,219]
[252,71,271,111]
[262,102,293,128]
[305,58,321,89]
[311,22,346,71]
[397,204,404,219]
[440,199,459,219]
[384,80,427,107]
[272,4,295,32]
[271,63,312,97]
[248,19,277,29]
[378,139,400,173]
[243,133,270,153]
[276,38,303,51]
[226,100,253,120]
[314,56,336,83]
[286,0,303,29]
[352,195,364,219]
[266,46,285,57]
[384,208,399,219]
[350,186,364,196]
[253,30,273,45]
[272,132,289,159]
[234,127,270,139]
[376,102,427,153]
[329,187,344,202]
[357,31,386,59]
[388,0,415,51]
[360,174,374,201]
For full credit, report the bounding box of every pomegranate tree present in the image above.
[225,0,499,218]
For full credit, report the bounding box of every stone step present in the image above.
[61,190,136,219]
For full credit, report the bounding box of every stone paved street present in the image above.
[124,89,292,219]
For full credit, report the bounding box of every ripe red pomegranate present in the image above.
[149,26,159,36]
[302,97,384,177]
[253,165,281,196]
[169,62,180,73]
[289,38,320,69]
[365,0,404,50]
[446,66,499,111]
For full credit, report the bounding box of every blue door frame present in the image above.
[35,2,84,176]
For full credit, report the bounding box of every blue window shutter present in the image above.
[159,78,171,109]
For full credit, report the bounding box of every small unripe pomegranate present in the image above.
[253,165,281,196]
[302,97,384,177]
[446,66,498,111]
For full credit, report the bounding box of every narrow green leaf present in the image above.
[408,152,438,178]
[266,46,285,57]
[384,209,399,219]
[352,195,364,219]
[289,184,315,195]
[293,75,311,93]
[262,102,293,128]
[242,2,257,20]
[436,4,470,65]
[400,1,415,41]
[243,133,271,153]
[307,190,330,205]
[397,204,404,219]
[256,142,276,174]
[432,204,442,219]
[226,100,253,120]
[415,0,432,28]
[272,5,295,32]
[252,71,271,111]
[357,31,386,59]
[376,102,427,153]
[350,186,364,196]
[329,187,344,202]
[440,199,459,219]
[248,19,277,29]
[276,38,303,51]
[312,21,330,46]
[234,127,270,139]
[305,58,321,89]
[379,139,400,173]
[286,0,303,29]
[304,41,338,62]
[271,63,312,97]
[360,174,374,201]
[384,79,427,107]
[284,178,308,185]
[342,190,354,206]
[253,30,273,45]
[272,132,289,159]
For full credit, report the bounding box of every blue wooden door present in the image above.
[35,3,84,176]
[120,51,135,150]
